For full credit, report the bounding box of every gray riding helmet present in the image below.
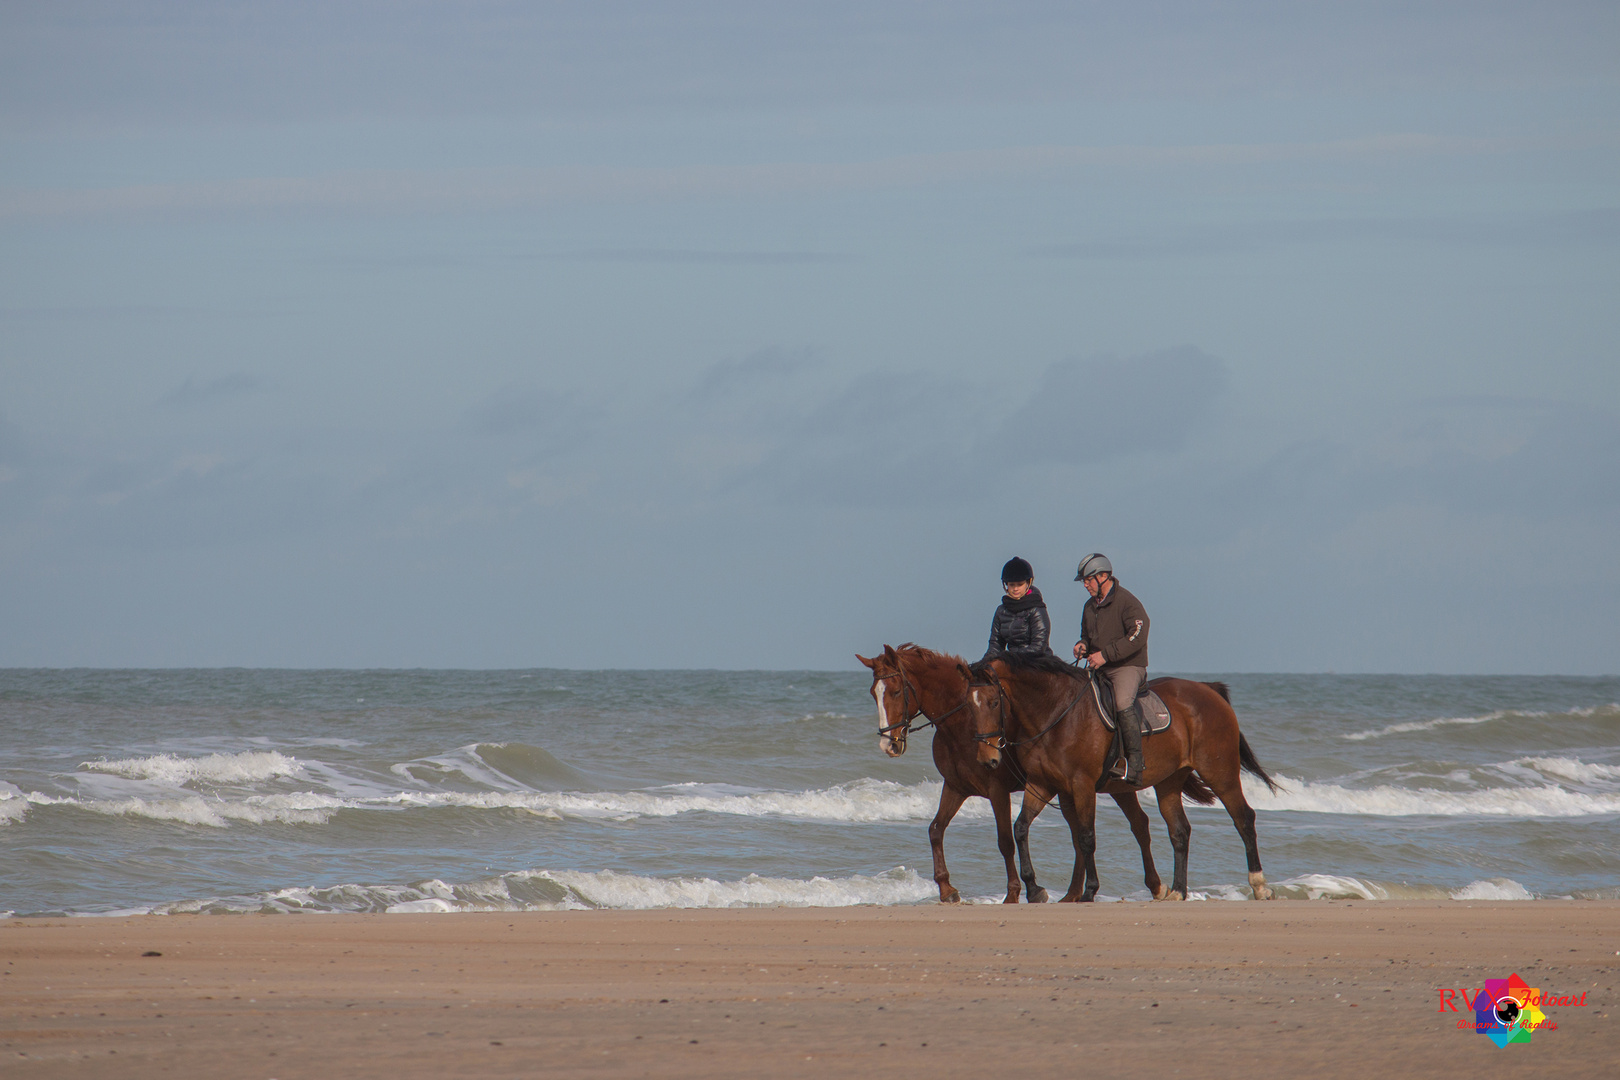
[1074,553,1112,581]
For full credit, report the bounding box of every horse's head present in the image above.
[967,660,1010,770]
[857,645,914,756]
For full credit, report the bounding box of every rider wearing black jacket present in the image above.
[983,557,1054,661]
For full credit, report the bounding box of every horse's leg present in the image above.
[991,790,1021,904]
[1110,791,1165,900]
[1153,780,1192,901]
[928,784,969,904]
[1213,778,1273,900]
[1056,790,1100,902]
[1014,784,1052,903]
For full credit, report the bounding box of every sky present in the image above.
[1,1,1617,673]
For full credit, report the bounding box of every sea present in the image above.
[2,669,1617,916]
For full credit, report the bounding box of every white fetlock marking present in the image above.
[1249,871,1273,900]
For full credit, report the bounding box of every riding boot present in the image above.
[1116,703,1145,785]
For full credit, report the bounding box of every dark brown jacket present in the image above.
[1080,580,1150,670]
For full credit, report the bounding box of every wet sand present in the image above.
[4,901,1616,1078]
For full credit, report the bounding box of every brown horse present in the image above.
[857,644,1167,904]
[972,653,1278,902]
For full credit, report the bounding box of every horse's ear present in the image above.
[955,660,974,681]
[856,653,875,669]
[882,644,898,662]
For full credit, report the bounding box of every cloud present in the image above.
[691,348,819,399]
[1216,395,1620,558]
[0,413,23,466]
[159,373,261,407]
[996,348,1228,463]
[541,249,852,265]
[1031,207,1620,259]
[5,2,1617,128]
[459,385,587,439]
[0,135,1534,220]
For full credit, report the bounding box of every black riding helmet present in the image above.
[1001,556,1034,583]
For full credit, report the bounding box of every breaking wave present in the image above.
[11,778,974,828]
[1243,774,1620,817]
[1342,703,1620,742]
[141,866,941,914]
[81,750,306,786]
[1188,874,1538,902]
[54,868,1551,915]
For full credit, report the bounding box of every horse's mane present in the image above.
[892,643,971,670]
[970,651,1088,683]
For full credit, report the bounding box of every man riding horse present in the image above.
[1071,552,1150,786]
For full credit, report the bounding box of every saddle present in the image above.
[1093,675,1172,735]
[1092,673,1172,789]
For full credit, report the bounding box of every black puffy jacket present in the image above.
[983,587,1053,661]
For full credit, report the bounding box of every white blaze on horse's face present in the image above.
[970,685,1002,767]
[874,677,892,754]
[874,676,907,757]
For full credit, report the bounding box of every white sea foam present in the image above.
[1341,710,1517,742]
[1343,703,1620,741]
[0,783,27,826]
[22,790,338,827]
[1451,878,1535,900]
[521,867,938,911]
[1506,757,1620,786]
[80,750,305,786]
[28,766,1620,828]
[145,866,940,914]
[387,778,983,823]
[1243,774,1620,818]
[1190,874,1539,901]
[14,778,978,828]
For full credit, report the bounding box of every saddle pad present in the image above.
[1098,687,1173,735]
[1137,689,1172,734]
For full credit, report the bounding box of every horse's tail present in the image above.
[1238,732,1279,794]
[1180,771,1217,805]
[1204,680,1231,703]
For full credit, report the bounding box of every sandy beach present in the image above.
[4,901,1616,1078]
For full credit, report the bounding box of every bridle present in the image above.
[874,648,974,743]
[972,660,1092,752]
[968,672,1012,750]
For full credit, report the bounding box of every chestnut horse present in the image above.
[857,644,1168,903]
[972,653,1279,902]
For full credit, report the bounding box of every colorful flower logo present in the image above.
[1474,973,1547,1046]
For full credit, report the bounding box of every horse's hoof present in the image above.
[1250,872,1274,900]
[1164,889,1185,901]
[1002,892,1020,905]
[1254,885,1274,901]
[939,888,962,904]
[1152,884,1170,901]
[1027,887,1049,904]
